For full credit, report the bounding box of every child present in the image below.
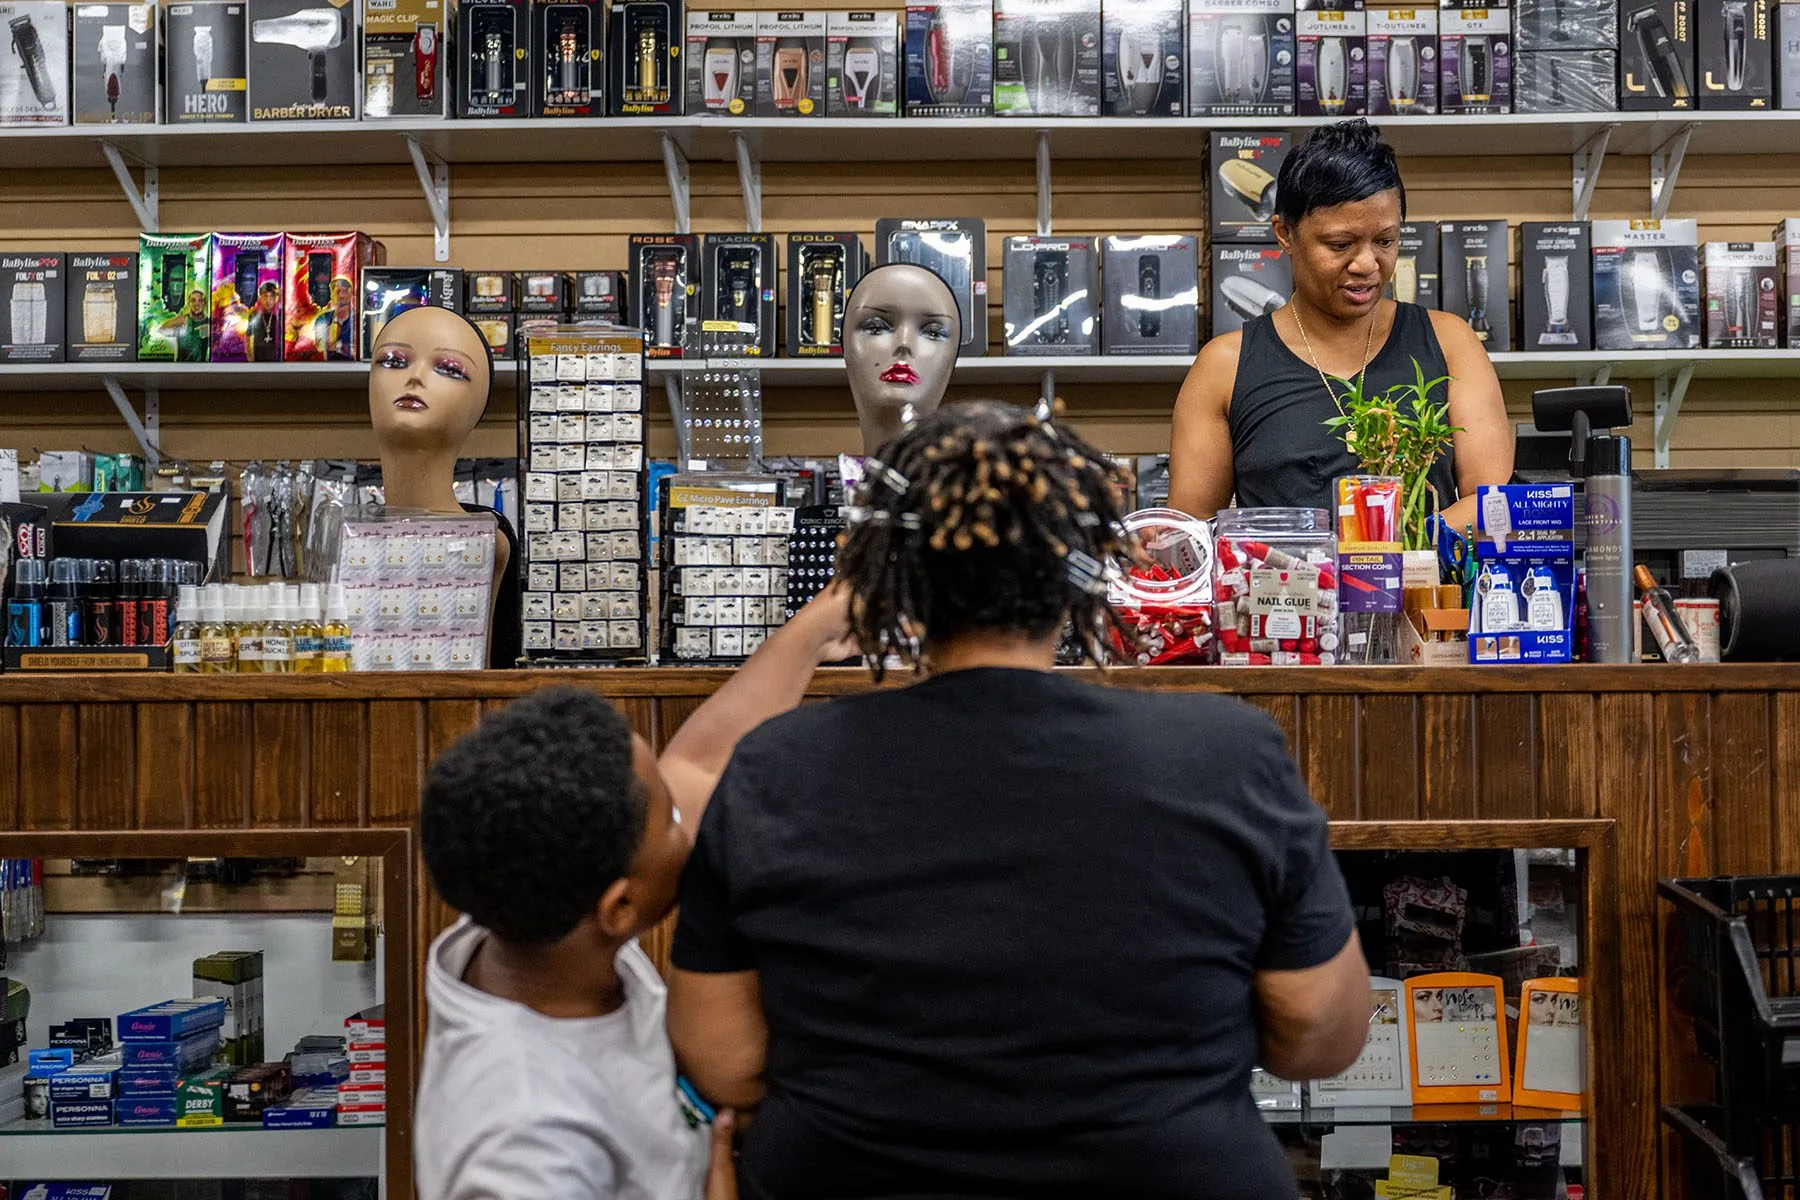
[415,587,851,1199]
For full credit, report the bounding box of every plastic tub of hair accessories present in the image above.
[1106,508,1216,665]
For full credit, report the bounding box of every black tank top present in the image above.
[1227,302,1458,516]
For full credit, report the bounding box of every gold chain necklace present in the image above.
[1290,302,1376,405]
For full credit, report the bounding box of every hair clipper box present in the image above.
[1521,222,1592,350]
[1439,1,1511,112]
[1211,130,1288,242]
[460,0,530,116]
[1368,7,1437,113]
[1622,0,1694,107]
[1100,234,1198,354]
[0,1,70,123]
[516,269,569,314]
[905,0,995,114]
[1515,49,1616,109]
[285,231,379,361]
[1,252,66,362]
[1516,0,1615,46]
[994,0,1102,115]
[1440,220,1512,350]
[1296,0,1365,115]
[535,0,606,115]
[687,10,756,114]
[247,0,359,120]
[361,267,463,352]
[827,10,901,113]
[786,231,865,355]
[1102,0,1183,115]
[756,10,826,115]
[702,232,777,356]
[1188,0,1296,114]
[1778,218,1800,346]
[1385,221,1440,307]
[165,1,249,122]
[1696,0,1770,105]
[73,3,159,123]
[1211,244,1291,336]
[210,233,285,362]
[1592,217,1700,349]
[138,234,214,362]
[464,268,515,313]
[612,0,681,114]
[876,216,989,355]
[1003,235,1098,355]
[630,233,699,356]
[66,252,138,361]
[362,0,451,117]
[572,270,624,317]
[1703,241,1779,347]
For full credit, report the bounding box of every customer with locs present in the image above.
[667,399,1372,1199]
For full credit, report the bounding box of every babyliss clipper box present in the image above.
[362,0,451,118]
[876,216,989,355]
[1703,241,1779,347]
[1521,222,1593,350]
[247,0,359,120]
[517,269,569,313]
[702,232,777,356]
[1368,7,1437,114]
[460,0,530,116]
[1777,218,1800,345]
[284,231,379,361]
[0,252,65,362]
[1385,220,1440,307]
[1296,0,1365,115]
[534,0,606,116]
[1211,244,1291,336]
[210,232,286,362]
[1778,0,1800,106]
[1591,217,1700,349]
[573,269,624,317]
[73,3,159,123]
[362,266,462,351]
[629,232,699,357]
[1210,130,1288,243]
[904,0,995,115]
[612,0,681,114]
[464,268,514,313]
[1439,1,1511,113]
[1696,0,1770,106]
[1103,0,1183,115]
[786,231,866,355]
[165,1,249,122]
[993,0,1103,115]
[138,234,214,362]
[687,10,757,115]
[1003,235,1098,355]
[0,1,69,123]
[1440,220,1512,351]
[67,252,138,362]
[1517,0,1615,47]
[756,10,826,116]
[827,10,901,113]
[1621,0,1694,107]
[1188,0,1297,115]
[1515,49,1617,109]
[1101,234,1198,354]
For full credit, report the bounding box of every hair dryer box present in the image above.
[66,252,138,362]
[1102,0,1183,116]
[460,0,531,116]
[0,1,70,124]
[1515,49,1617,109]
[73,3,159,123]
[138,234,214,362]
[1002,235,1098,355]
[1591,217,1700,349]
[1386,220,1440,308]
[629,233,700,357]
[755,10,827,116]
[0,252,65,362]
[875,216,989,355]
[1702,241,1779,347]
[701,232,778,356]
[1188,0,1295,115]
[612,0,681,114]
[785,231,866,356]
[1210,243,1291,337]
[1100,234,1198,355]
[362,0,451,117]
[1296,0,1365,115]
[165,1,248,121]
[247,0,359,119]
[1367,7,1437,114]
[1777,218,1800,345]
[1621,0,1695,108]
[1439,220,1512,351]
[1520,222,1593,351]
[904,0,994,115]
[1695,0,1771,106]
[534,0,606,116]
[284,231,380,361]
[993,0,1102,115]
[1210,129,1288,243]
[211,232,286,362]
[826,11,901,114]
[1438,2,1511,112]
[686,10,757,115]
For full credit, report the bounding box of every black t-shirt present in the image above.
[673,668,1354,1200]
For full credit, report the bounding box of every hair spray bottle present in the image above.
[1583,431,1635,663]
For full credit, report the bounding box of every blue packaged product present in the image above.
[119,1026,221,1072]
[11,1188,113,1199]
[115,1095,180,1126]
[48,1062,118,1102]
[1475,483,1575,559]
[51,1099,115,1127]
[118,997,226,1041]
[117,1065,180,1097]
[29,1048,75,1074]
[263,1088,339,1129]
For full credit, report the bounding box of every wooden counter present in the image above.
[3,663,1792,1199]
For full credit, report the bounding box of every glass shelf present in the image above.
[1261,1101,1587,1128]
[0,1118,382,1179]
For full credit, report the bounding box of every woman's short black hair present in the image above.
[1273,118,1407,230]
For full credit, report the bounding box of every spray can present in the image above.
[1583,431,1635,664]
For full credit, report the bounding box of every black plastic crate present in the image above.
[1664,1104,1799,1200]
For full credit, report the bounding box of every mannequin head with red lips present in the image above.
[844,263,962,454]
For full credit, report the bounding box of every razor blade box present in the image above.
[52,1098,116,1127]
[786,231,866,356]
[1003,235,1098,355]
[460,0,531,116]
[1592,217,1701,349]
[827,9,901,114]
[118,1064,181,1096]
[48,1061,119,1102]
[756,10,826,116]
[1367,7,1437,114]
[67,252,138,362]
[0,0,71,124]
[0,251,66,363]
[166,1,249,122]
[115,1095,181,1126]
[1211,244,1291,337]
[119,997,226,1041]
[534,0,607,116]
[362,0,452,117]
[687,10,757,115]
[1100,234,1198,355]
[904,0,995,115]
[1187,0,1295,116]
[1521,222,1593,350]
[993,0,1103,116]
[120,1028,222,1072]
[73,3,159,123]
[1210,130,1287,242]
[875,216,989,356]
[246,0,360,120]
[1296,0,1367,116]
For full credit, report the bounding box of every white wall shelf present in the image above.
[0,1121,383,1179]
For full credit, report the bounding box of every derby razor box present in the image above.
[166,1,249,121]
[876,216,990,355]
[1103,0,1183,116]
[1622,0,1695,107]
[702,232,777,356]
[1703,241,1779,347]
[1100,234,1198,354]
[67,252,138,361]
[1297,0,1366,114]
[756,11,826,116]
[1212,244,1291,336]
[1440,220,1512,350]
[0,252,65,362]
[247,0,359,120]
[1386,220,1440,307]
[904,0,994,114]
[993,0,1103,116]
[139,234,214,361]
[285,231,379,360]
[1211,130,1288,242]
[687,10,757,115]
[1592,217,1701,349]
[1368,7,1437,113]
[362,0,451,117]
[0,1,69,123]
[827,10,900,114]
[1439,0,1511,112]
[1188,0,1297,115]
[535,0,605,115]
[1521,222,1593,350]
[1003,235,1098,355]
[786,231,866,354]
[460,0,530,116]
[211,232,285,361]
[73,3,159,123]
[1778,218,1800,345]
[1696,0,1770,105]
[612,0,680,114]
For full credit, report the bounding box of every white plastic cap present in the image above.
[177,584,200,615]
[325,583,349,622]
[299,583,322,622]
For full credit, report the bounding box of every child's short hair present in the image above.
[421,687,647,945]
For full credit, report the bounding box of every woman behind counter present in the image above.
[1170,119,1513,534]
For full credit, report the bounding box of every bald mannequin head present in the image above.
[368,305,493,456]
[844,263,962,454]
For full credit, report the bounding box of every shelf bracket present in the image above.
[1036,130,1052,236]
[403,136,451,263]
[1653,363,1694,469]
[103,377,162,469]
[1650,123,1698,221]
[733,132,763,234]
[1570,124,1616,221]
[661,132,692,235]
[100,142,158,233]
[1578,363,1615,387]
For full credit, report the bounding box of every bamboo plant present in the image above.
[1321,358,1461,553]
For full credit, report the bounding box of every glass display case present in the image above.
[0,830,413,1199]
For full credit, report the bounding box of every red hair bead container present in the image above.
[1106,508,1216,666]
